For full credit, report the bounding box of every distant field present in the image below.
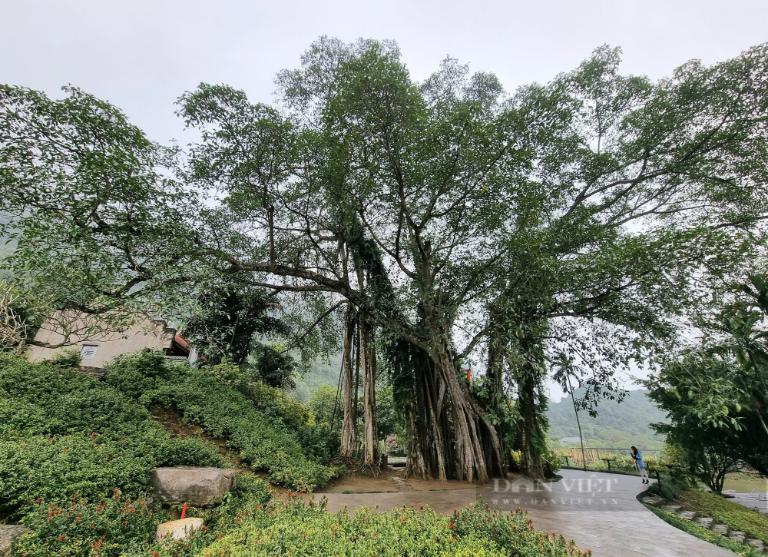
[724,472,768,493]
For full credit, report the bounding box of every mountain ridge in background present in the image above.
[548,387,667,450]
[295,362,668,451]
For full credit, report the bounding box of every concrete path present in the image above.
[314,469,733,557]
[724,490,768,514]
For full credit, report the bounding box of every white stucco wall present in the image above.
[27,311,176,369]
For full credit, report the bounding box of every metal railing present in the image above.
[554,447,662,472]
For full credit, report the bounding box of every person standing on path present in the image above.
[631,446,649,484]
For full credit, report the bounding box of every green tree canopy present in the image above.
[648,273,768,485]
[2,40,767,480]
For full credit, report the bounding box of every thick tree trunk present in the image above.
[359,316,378,468]
[486,312,510,469]
[339,307,357,459]
[343,234,502,481]
[513,337,548,479]
[401,337,504,483]
[404,400,427,477]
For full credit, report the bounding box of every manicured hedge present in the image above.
[199,500,587,557]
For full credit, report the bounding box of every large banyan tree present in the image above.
[2,39,767,481]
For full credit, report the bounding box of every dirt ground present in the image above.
[318,466,477,494]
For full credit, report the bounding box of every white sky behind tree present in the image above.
[2,0,766,400]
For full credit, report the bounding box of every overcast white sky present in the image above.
[3,0,767,144]
[2,0,766,399]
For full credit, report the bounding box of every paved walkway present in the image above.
[724,490,768,515]
[314,469,733,557]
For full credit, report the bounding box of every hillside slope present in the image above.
[548,388,668,450]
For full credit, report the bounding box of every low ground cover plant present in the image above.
[646,505,763,557]
[105,352,340,491]
[678,490,768,545]
[0,352,238,555]
[199,500,588,557]
[0,353,224,518]
[14,474,274,557]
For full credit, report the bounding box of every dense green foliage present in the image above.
[0,351,585,556]
[2,38,768,481]
[199,500,587,557]
[0,353,224,519]
[14,493,164,557]
[0,353,270,555]
[548,388,667,449]
[13,473,274,557]
[648,274,768,491]
[183,282,285,366]
[105,352,339,491]
[182,281,301,389]
[649,470,693,501]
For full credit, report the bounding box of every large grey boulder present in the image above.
[0,525,28,557]
[151,467,236,506]
[729,531,746,544]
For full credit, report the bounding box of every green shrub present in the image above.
[15,473,275,557]
[0,354,244,556]
[0,354,224,520]
[453,503,585,556]
[650,471,692,500]
[45,349,82,369]
[228,473,272,504]
[0,398,61,437]
[198,500,586,557]
[0,435,151,517]
[120,365,340,492]
[103,349,176,399]
[14,492,163,557]
[235,379,312,433]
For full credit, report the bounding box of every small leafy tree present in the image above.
[648,273,768,489]
[248,343,298,389]
[183,281,286,365]
[648,353,744,492]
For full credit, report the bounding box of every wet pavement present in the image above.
[723,490,768,514]
[314,469,734,557]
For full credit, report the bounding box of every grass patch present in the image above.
[678,490,768,545]
[724,472,768,493]
[644,505,762,557]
